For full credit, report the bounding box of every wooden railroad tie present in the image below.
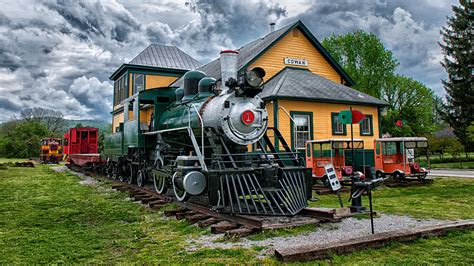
[133,194,153,201]
[275,219,474,262]
[210,221,241,234]
[198,217,220,228]
[186,214,211,224]
[141,197,162,204]
[175,210,197,220]
[148,200,169,209]
[164,207,188,217]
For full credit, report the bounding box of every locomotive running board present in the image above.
[216,168,309,216]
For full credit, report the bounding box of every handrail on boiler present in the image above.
[188,104,205,160]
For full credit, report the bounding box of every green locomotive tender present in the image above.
[104,50,312,215]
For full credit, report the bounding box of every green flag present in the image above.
[338,110,352,124]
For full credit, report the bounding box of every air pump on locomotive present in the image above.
[104,50,312,216]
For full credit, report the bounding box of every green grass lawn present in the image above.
[1,163,473,264]
[430,161,474,169]
[0,158,30,163]
[310,177,474,220]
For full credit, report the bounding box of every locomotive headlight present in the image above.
[245,67,266,87]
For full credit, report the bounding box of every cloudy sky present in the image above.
[0,0,457,122]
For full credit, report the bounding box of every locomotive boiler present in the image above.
[104,50,312,216]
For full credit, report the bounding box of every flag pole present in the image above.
[350,106,355,171]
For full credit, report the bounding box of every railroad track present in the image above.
[67,165,339,236]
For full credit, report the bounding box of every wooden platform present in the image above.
[275,219,474,262]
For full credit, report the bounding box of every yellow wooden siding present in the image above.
[140,106,153,125]
[112,112,124,133]
[248,28,342,83]
[276,100,379,149]
[128,73,133,96]
[146,75,178,89]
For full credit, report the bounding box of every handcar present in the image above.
[305,138,364,184]
[374,137,430,180]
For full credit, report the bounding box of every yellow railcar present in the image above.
[40,138,62,164]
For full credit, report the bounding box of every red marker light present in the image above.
[241,110,255,125]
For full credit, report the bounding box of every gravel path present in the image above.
[186,214,445,257]
[52,165,98,186]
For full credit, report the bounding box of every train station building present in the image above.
[109,20,389,165]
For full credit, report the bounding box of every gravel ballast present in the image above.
[186,214,446,256]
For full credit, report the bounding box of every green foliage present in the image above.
[322,31,443,137]
[0,121,50,158]
[381,75,439,136]
[439,0,474,151]
[74,123,83,128]
[427,135,465,159]
[322,30,398,98]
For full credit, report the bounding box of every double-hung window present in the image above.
[292,113,312,150]
[331,112,346,135]
[133,74,144,94]
[360,115,373,136]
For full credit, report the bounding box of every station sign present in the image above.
[284,57,308,67]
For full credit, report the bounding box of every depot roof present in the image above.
[260,67,389,106]
[172,20,355,87]
[110,44,201,80]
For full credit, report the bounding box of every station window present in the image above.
[360,115,373,136]
[291,112,313,150]
[113,74,128,105]
[331,112,347,135]
[133,74,144,94]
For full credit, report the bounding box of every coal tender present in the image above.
[104,50,312,215]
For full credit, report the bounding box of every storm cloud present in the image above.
[0,0,456,122]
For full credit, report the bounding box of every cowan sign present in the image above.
[284,57,308,67]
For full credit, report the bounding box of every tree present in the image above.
[381,75,438,136]
[322,30,398,98]
[439,0,474,151]
[20,107,67,136]
[0,121,50,158]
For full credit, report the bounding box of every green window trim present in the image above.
[290,111,314,151]
[331,112,347,135]
[359,114,373,136]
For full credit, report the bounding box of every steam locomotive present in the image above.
[104,50,312,215]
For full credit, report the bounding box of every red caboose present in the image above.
[64,127,102,167]
[64,127,99,157]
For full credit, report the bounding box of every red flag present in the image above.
[351,110,365,124]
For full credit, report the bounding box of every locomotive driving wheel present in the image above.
[172,172,189,202]
[153,172,167,194]
[126,163,135,185]
[137,169,146,187]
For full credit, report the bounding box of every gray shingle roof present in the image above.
[172,23,294,87]
[259,67,389,106]
[129,44,201,70]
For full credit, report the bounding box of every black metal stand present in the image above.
[337,189,344,208]
[368,189,374,234]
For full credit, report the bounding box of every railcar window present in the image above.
[382,142,397,155]
[417,141,428,148]
[293,114,310,150]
